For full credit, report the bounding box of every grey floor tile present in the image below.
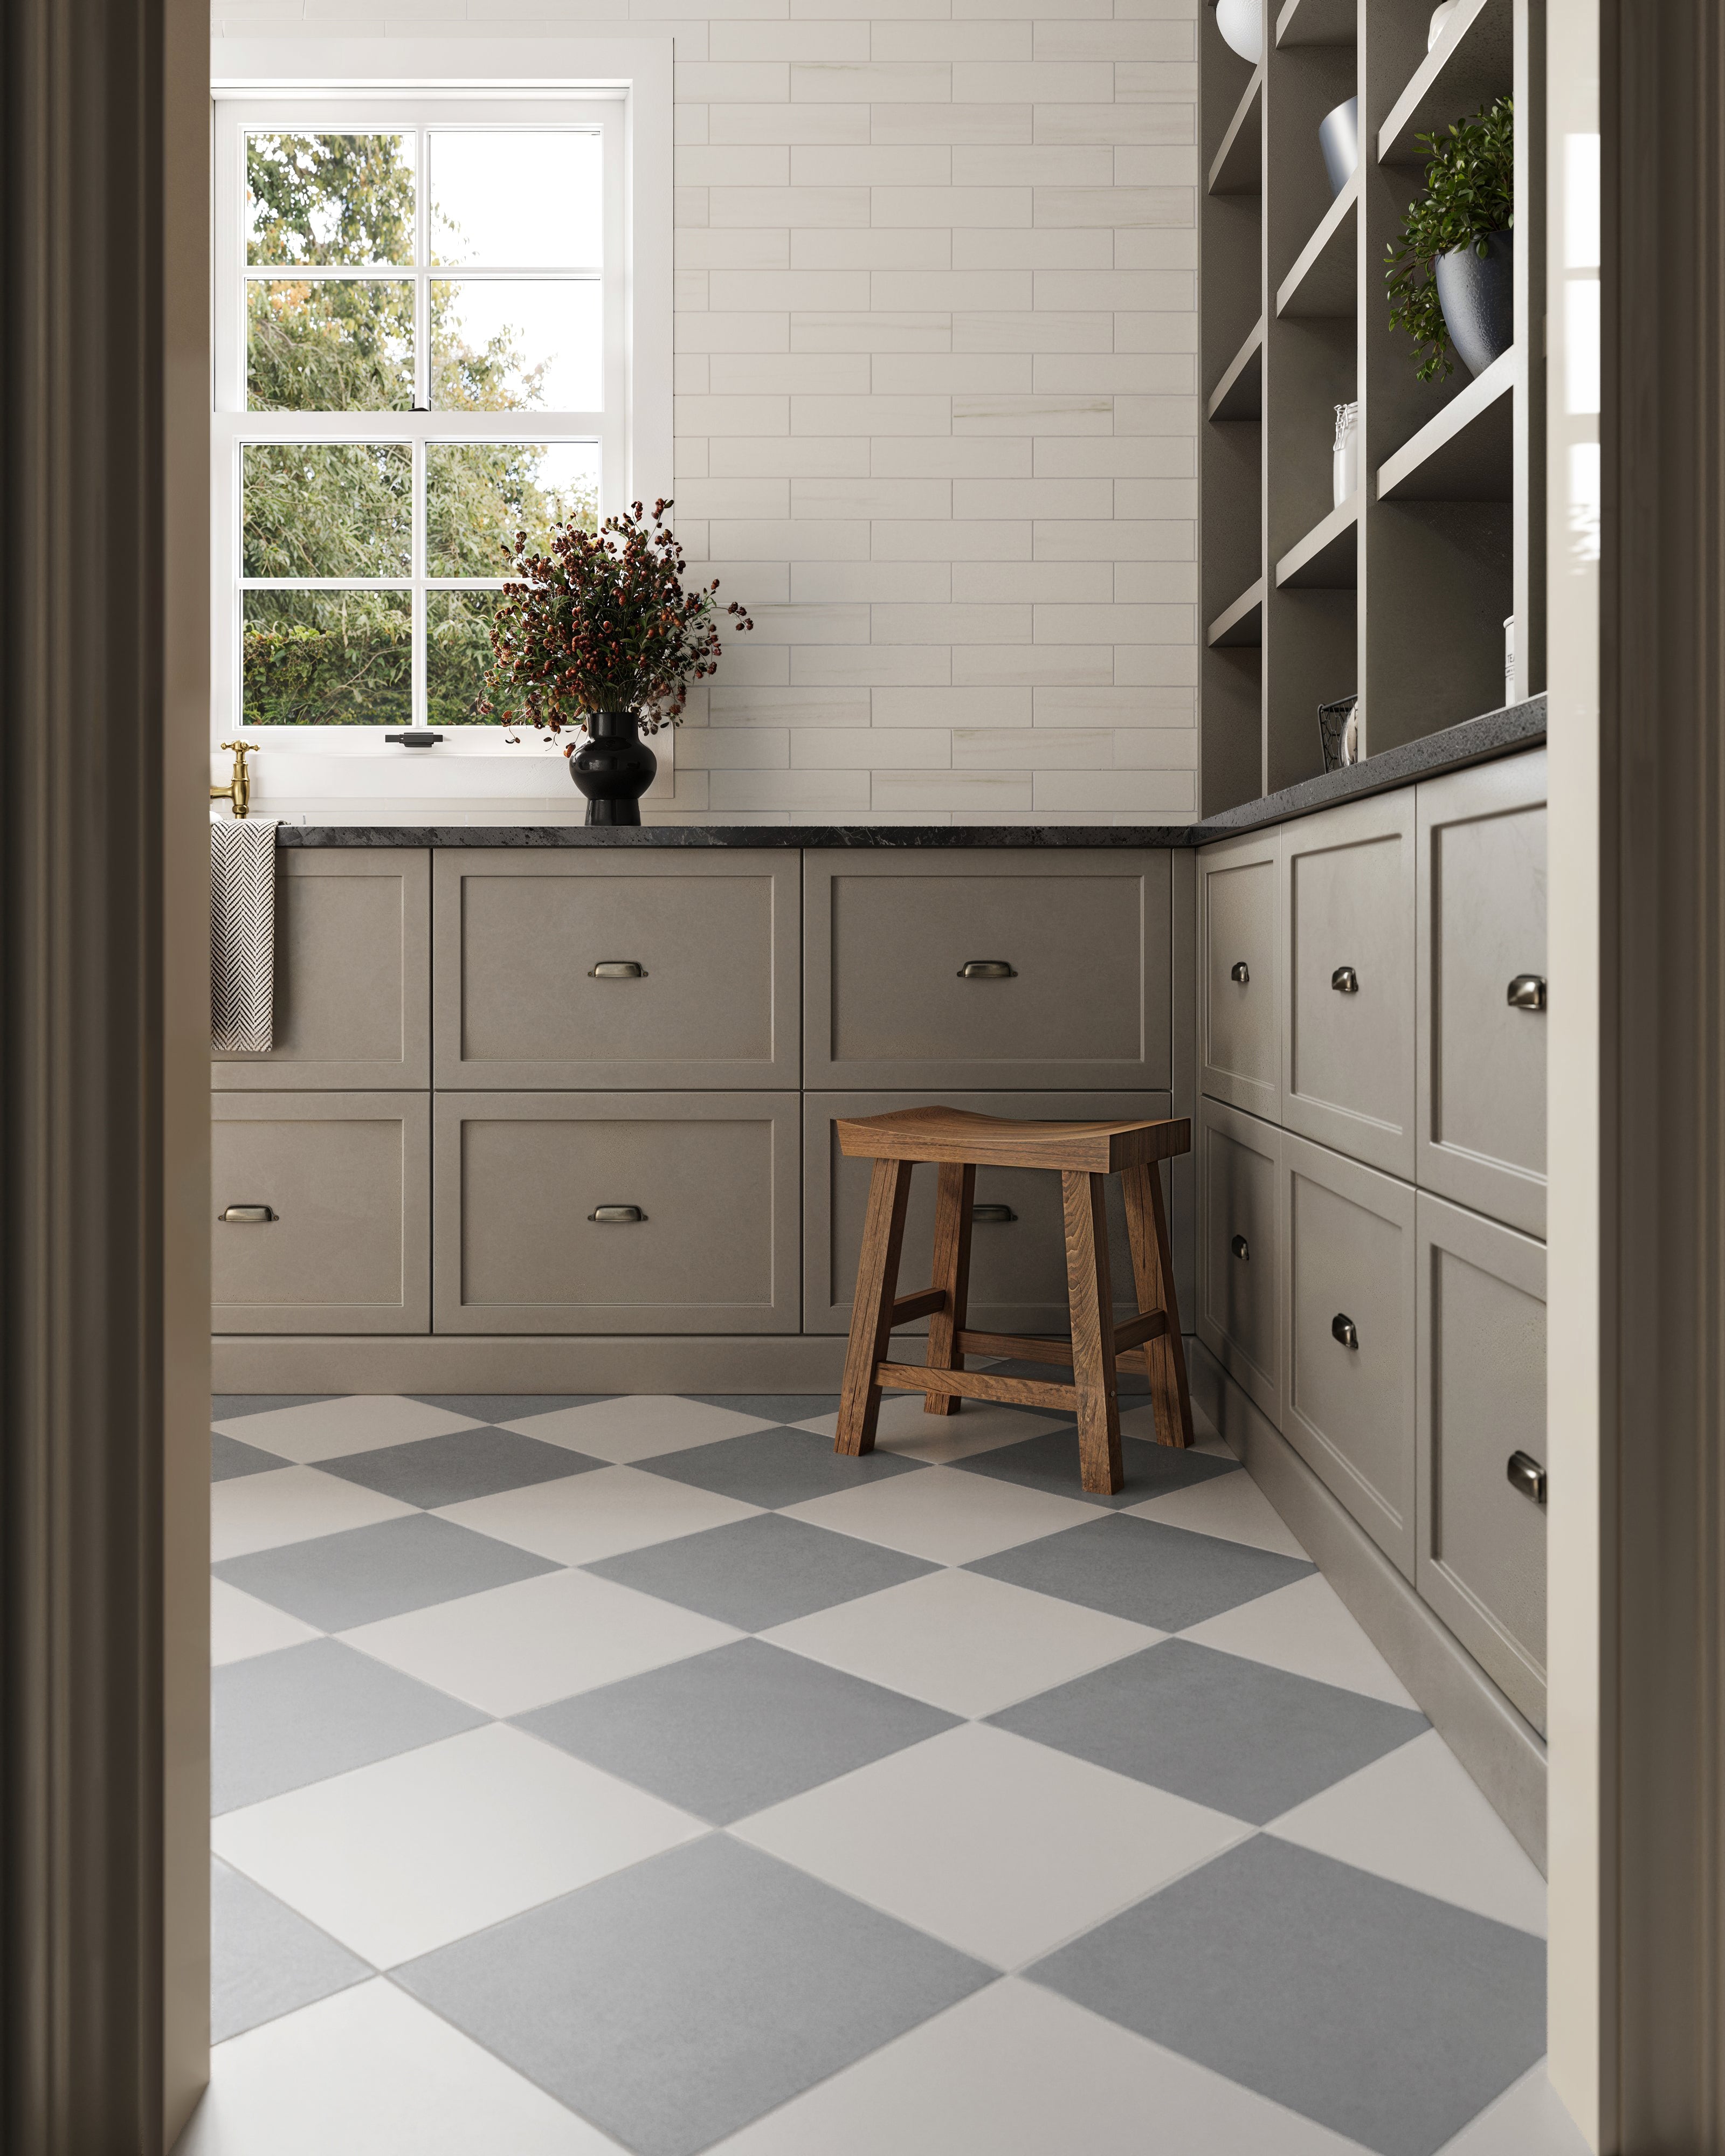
[518,1636,957,1825]
[212,1394,334,1421]
[316,1427,604,1509]
[688,1393,842,1424]
[585,1512,939,1632]
[212,1638,485,1813]
[636,1425,926,1509]
[394,1833,993,2156]
[213,1512,559,1630]
[968,1510,1314,1630]
[211,1857,370,2041]
[991,1638,1426,1825]
[953,1429,1238,1510]
[212,1431,288,1482]
[1029,1834,1545,2156]
[407,1393,612,1424]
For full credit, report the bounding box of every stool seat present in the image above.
[837,1105,1191,1176]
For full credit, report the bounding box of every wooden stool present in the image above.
[833,1105,1195,1496]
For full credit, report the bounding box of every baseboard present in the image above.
[212,1334,853,1394]
[1189,1338,1549,1874]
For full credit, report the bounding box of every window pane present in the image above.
[246,133,416,267]
[427,591,504,725]
[243,445,412,577]
[430,280,601,412]
[429,130,603,268]
[248,280,414,412]
[425,442,599,577]
[243,590,412,725]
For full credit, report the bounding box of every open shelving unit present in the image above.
[1198,0,1544,813]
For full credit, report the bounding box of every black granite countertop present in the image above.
[271,697,1545,848]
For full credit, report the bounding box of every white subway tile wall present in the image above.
[215,1,1199,823]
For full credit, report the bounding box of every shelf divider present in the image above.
[1274,497,1358,589]
[1207,66,1262,196]
[1207,577,1265,648]
[1275,174,1357,319]
[1275,0,1357,47]
[1378,0,1512,166]
[1376,348,1515,501]
[1207,316,1265,423]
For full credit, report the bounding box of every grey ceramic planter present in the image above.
[1318,97,1358,198]
[1434,228,1514,377]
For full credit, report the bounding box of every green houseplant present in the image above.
[1385,96,1514,382]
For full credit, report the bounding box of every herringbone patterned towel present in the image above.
[210,818,278,1053]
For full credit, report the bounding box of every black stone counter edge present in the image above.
[272,697,1546,849]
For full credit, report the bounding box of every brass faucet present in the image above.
[211,740,259,819]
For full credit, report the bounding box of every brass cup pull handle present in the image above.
[1331,965,1360,994]
[589,1205,646,1224]
[1230,960,1250,985]
[1231,1233,1250,1261]
[957,959,1017,979]
[1331,1312,1359,1350]
[971,1203,1017,1225]
[219,1204,275,1225]
[589,960,647,980]
[1507,1449,1548,1504]
[1507,973,1547,1011]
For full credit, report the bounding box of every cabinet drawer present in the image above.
[1417,1193,1547,1732]
[1417,754,1548,1237]
[212,1093,429,1334]
[804,1090,1172,1337]
[1199,830,1281,1118]
[433,1093,800,1335]
[1281,1131,1417,1577]
[804,852,1171,1090]
[433,852,799,1089]
[1282,791,1417,1178]
[1198,1099,1280,1426]
[213,849,430,1090]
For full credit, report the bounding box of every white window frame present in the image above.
[210,40,671,807]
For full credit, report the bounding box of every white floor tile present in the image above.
[212,1397,483,1464]
[782,1465,1095,1566]
[1266,1727,1548,1937]
[703,1977,1373,2156]
[793,1397,1067,1464]
[499,1394,777,1463]
[174,1979,617,2156]
[1433,2063,1592,2154]
[341,1567,742,1718]
[1179,1573,1420,1707]
[1127,1469,1310,1559]
[732,1722,1248,1972]
[211,1579,322,1666]
[436,1464,761,1567]
[762,1567,1160,1718]
[212,1723,706,1967]
[211,1468,417,1564]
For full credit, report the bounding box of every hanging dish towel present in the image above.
[210,819,279,1053]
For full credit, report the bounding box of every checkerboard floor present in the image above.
[183,1388,1587,2156]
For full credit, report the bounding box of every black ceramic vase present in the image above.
[570,711,657,826]
[1434,229,1514,378]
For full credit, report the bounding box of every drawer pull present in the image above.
[219,1204,275,1225]
[589,1204,646,1225]
[1507,1450,1548,1505]
[957,959,1017,980]
[589,960,647,980]
[971,1203,1017,1225]
[1230,1233,1250,1261]
[1331,965,1360,994]
[1331,1312,1359,1350]
[1507,973,1547,1011]
[1229,960,1250,984]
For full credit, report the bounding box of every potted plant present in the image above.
[482,499,752,825]
[1385,96,1514,382]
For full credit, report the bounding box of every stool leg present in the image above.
[1061,1170,1123,1496]
[922,1161,975,1416]
[836,1157,914,1458]
[1122,1159,1194,1450]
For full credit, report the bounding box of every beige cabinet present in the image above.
[1417,754,1548,1237]
[1416,1192,1548,1731]
[804,1090,1172,1336]
[1198,828,1281,1120]
[212,1093,430,1333]
[213,849,430,1090]
[433,851,800,1090]
[804,851,1171,1091]
[1198,1097,1281,1426]
[433,1093,801,1335]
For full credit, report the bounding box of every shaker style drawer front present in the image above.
[804,1090,1171,1337]
[433,852,799,1089]
[213,849,430,1090]
[1281,1131,1417,1578]
[804,851,1171,1091]
[1198,1099,1281,1426]
[433,1093,800,1335]
[1416,1193,1548,1732]
[1417,754,1548,1237]
[1199,831,1281,1118]
[1282,792,1417,1179]
[212,1093,429,1334]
